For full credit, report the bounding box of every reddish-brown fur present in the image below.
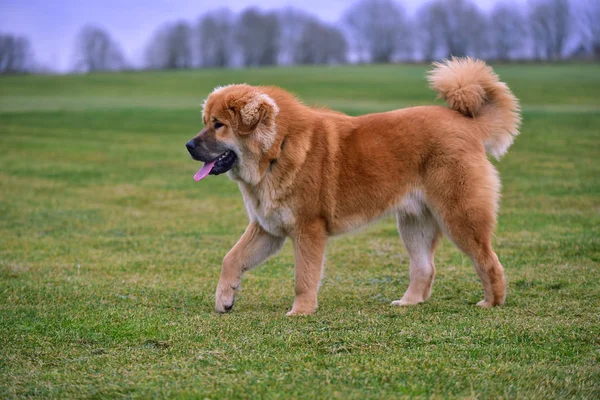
[197,58,521,315]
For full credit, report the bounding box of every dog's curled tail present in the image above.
[428,57,521,159]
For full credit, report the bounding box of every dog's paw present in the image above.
[391,298,423,307]
[286,301,317,316]
[215,298,235,313]
[476,299,495,308]
[286,308,314,316]
[215,281,238,313]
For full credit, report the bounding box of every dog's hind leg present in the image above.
[436,212,506,307]
[392,206,441,306]
[435,211,506,307]
[425,160,506,307]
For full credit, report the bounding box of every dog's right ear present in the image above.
[227,92,279,135]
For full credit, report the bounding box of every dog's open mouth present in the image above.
[193,150,238,181]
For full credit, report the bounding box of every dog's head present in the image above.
[186,84,280,184]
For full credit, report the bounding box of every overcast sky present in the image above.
[0,0,526,71]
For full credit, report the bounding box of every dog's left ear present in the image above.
[230,93,279,135]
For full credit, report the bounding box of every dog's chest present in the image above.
[239,184,295,236]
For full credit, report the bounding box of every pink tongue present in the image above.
[193,160,217,181]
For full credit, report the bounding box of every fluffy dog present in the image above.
[185,58,520,315]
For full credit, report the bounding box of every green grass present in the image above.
[1,64,599,398]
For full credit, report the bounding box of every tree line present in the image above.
[1,0,599,74]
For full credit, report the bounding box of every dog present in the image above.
[186,58,520,315]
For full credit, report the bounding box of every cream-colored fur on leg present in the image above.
[215,223,284,313]
[393,205,441,306]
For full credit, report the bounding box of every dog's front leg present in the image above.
[287,221,327,316]
[215,222,285,313]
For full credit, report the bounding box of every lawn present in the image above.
[1,63,599,398]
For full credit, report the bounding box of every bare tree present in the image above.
[236,9,280,67]
[145,21,193,69]
[273,9,347,66]
[529,0,571,60]
[418,1,448,61]
[276,8,315,65]
[343,0,412,63]
[417,0,488,60]
[575,0,600,57]
[197,10,234,68]
[296,20,347,65]
[0,33,34,74]
[73,26,126,72]
[490,2,528,60]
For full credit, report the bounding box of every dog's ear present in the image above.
[228,92,279,135]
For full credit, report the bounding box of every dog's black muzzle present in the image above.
[185,129,229,162]
[185,129,239,175]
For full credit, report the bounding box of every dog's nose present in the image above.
[186,140,195,152]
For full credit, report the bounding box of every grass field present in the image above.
[1,64,599,398]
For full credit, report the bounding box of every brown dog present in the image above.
[186,58,520,315]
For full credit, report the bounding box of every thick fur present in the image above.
[194,58,521,315]
[428,57,521,159]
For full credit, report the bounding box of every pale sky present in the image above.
[0,0,526,71]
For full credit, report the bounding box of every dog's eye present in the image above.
[214,122,224,130]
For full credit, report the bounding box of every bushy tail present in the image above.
[427,57,521,159]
